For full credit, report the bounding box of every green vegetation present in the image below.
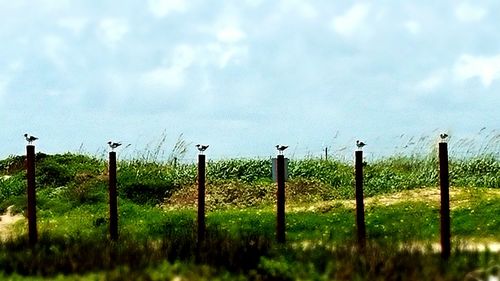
[0,135,499,280]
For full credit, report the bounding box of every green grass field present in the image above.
[0,139,499,280]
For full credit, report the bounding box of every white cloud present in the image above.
[453,54,500,87]
[169,45,196,68]
[198,19,249,68]
[216,26,246,44]
[404,20,421,35]
[245,0,264,8]
[97,18,128,48]
[455,3,487,22]
[416,70,447,92]
[280,0,318,20]
[297,3,318,20]
[43,35,68,69]
[58,17,88,35]
[332,3,370,37]
[141,40,248,93]
[205,43,248,69]
[148,0,187,18]
[40,0,71,12]
[141,44,196,91]
[39,87,85,105]
[0,61,23,102]
[0,77,9,100]
[46,89,61,97]
[219,45,248,68]
[142,67,185,91]
[7,60,24,72]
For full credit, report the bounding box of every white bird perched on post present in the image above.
[356,140,366,150]
[24,134,38,144]
[276,145,288,155]
[440,133,449,142]
[196,144,209,154]
[108,141,122,151]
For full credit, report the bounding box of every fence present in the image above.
[22,139,453,259]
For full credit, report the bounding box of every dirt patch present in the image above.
[290,187,500,212]
[0,206,24,241]
[365,187,500,209]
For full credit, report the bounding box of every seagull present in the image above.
[356,140,366,150]
[196,144,209,154]
[24,134,38,144]
[276,145,288,155]
[107,141,122,151]
[440,133,449,141]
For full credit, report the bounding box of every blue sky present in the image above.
[0,0,499,161]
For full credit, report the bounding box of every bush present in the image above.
[0,174,26,212]
[36,153,104,187]
[120,181,176,205]
[118,162,181,205]
[207,159,272,182]
[37,159,73,187]
[450,156,500,188]
[289,159,352,188]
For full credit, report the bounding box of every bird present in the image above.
[356,140,366,150]
[24,134,38,144]
[196,144,209,154]
[276,145,288,154]
[440,133,449,140]
[107,141,122,151]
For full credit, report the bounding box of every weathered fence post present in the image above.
[108,151,118,240]
[26,145,37,245]
[355,150,366,250]
[439,142,451,259]
[276,154,286,243]
[197,153,206,245]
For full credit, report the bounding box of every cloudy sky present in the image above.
[0,0,499,160]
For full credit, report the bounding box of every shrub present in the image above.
[288,159,352,188]
[118,162,181,205]
[450,156,500,188]
[36,153,104,187]
[207,159,272,182]
[0,174,26,212]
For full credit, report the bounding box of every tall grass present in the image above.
[1,232,497,280]
[0,222,272,277]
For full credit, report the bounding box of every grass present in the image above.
[0,132,499,280]
[2,187,497,280]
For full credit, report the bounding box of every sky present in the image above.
[0,0,499,161]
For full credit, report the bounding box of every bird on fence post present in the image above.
[107,141,122,151]
[196,144,209,154]
[276,145,288,155]
[356,140,366,150]
[440,133,449,143]
[24,134,38,144]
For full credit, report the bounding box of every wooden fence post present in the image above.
[276,154,286,243]
[439,142,451,259]
[109,151,118,240]
[26,145,37,245]
[197,154,206,245]
[355,150,366,250]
